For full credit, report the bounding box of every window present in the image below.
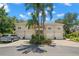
[18,27,21,29]
[48,27,52,30]
[58,27,61,30]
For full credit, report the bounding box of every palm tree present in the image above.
[25,3,53,36]
[41,4,53,35]
[26,13,38,33]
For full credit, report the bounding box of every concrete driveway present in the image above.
[0,45,79,56]
[0,40,79,47]
[54,40,79,47]
[0,40,79,56]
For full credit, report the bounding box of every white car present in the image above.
[10,35,20,41]
[0,34,20,42]
[0,35,11,42]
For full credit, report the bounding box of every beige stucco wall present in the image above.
[45,23,64,39]
[15,22,35,39]
[15,22,64,39]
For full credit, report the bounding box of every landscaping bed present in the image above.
[65,32,79,42]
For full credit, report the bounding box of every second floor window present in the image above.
[48,27,52,30]
[58,27,61,30]
[18,27,21,29]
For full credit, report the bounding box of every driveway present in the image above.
[0,45,79,56]
[0,40,79,56]
[54,40,79,47]
[0,40,29,47]
[0,40,79,47]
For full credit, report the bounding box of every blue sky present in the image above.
[53,3,79,20]
[1,3,79,22]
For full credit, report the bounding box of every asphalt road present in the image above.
[0,45,79,56]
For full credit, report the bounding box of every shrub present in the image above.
[42,39,52,45]
[65,32,79,42]
[30,34,46,44]
[30,34,52,45]
[70,37,79,42]
[69,36,73,39]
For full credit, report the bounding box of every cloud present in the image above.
[57,13,64,17]
[0,3,10,12]
[47,7,51,10]
[53,6,56,8]
[39,11,42,16]
[19,14,31,20]
[19,14,26,18]
[52,11,56,14]
[4,4,10,12]
[45,11,48,15]
[64,3,72,6]
[39,13,42,16]
[0,3,4,8]
[28,12,32,16]
[46,17,49,21]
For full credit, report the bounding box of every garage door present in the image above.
[55,33,63,39]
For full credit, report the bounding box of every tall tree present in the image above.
[0,6,17,34]
[25,3,53,35]
[26,13,38,30]
[55,13,78,34]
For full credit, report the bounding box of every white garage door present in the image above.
[46,33,54,39]
[55,33,63,39]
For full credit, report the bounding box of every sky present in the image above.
[0,3,79,23]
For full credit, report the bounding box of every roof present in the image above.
[15,22,64,26]
[45,23,64,26]
[15,22,27,25]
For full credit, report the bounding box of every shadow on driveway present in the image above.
[16,44,56,54]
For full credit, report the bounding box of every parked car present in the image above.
[0,35,11,42]
[0,34,20,42]
[10,35,20,41]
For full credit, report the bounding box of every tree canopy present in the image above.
[55,12,78,34]
[0,7,17,34]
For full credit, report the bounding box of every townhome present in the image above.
[15,22,64,39]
